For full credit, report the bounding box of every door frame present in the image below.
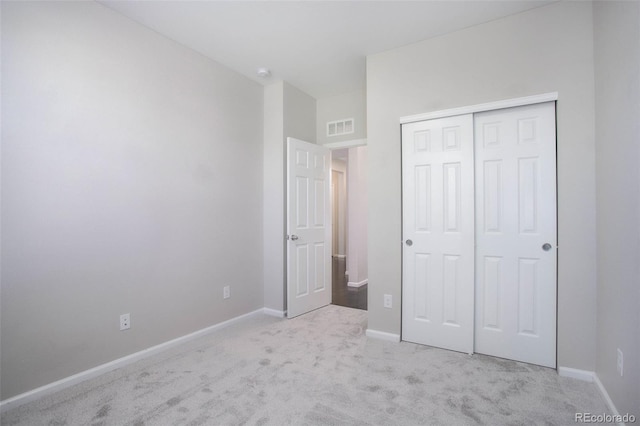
[399,93,558,364]
[323,138,367,150]
[331,166,347,258]
[400,93,558,124]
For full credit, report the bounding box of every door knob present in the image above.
[542,243,552,251]
[290,235,299,241]
[406,239,413,246]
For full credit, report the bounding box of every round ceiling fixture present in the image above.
[256,67,271,78]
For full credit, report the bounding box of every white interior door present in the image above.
[401,114,475,353]
[287,137,331,318]
[474,102,557,367]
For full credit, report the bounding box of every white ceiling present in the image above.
[100,0,554,100]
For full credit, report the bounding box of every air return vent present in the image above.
[327,118,354,137]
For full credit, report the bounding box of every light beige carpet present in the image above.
[2,305,610,425]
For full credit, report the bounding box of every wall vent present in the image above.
[327,118,354,137]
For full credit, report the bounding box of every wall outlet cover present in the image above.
[383,294,392,309]
[120,313,131,331]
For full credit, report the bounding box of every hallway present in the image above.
[331,257,367,310]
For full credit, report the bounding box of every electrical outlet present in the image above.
[120,313,130,331]
[223,285,230,299]
[617,348,623,376]
[384,294,392,309]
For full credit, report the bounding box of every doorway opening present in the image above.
[331,147,368,310]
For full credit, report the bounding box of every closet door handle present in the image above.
[542,243,552,251]
[406,239,413,246]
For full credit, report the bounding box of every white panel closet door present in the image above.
[401,114,475,354]
[286,138,332,318]
[474,102,557,367]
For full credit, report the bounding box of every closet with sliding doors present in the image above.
[401,98,557,368]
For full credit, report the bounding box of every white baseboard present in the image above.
[263,308,286,318]
[0,308,265,413]
[593,375,624,425]
[366,329,400,343]
[558,366,595,382]
[347,279,368,288]
[558,367,625,426]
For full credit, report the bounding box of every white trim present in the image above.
[0,308,265,413]
[557,368,625,426]
[366,329,401,342]
[558,366,595,382]
[322,138,367,150]
[400,92,558,124]
[347,279,368,288]
[594,375,624,425]
[263,308,286,318]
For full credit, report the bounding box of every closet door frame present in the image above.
[400,93,558,126]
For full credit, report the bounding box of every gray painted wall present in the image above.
[1,1,264,399]
[316,89,366,145]
[262,82,285,312]
[284,82,317,146]
[346,146,368,286]
[366,1,598,371]
[594,1,640,417]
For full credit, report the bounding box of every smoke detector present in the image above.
[257,67,271,78]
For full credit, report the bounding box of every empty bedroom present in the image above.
[1,1,638,424]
